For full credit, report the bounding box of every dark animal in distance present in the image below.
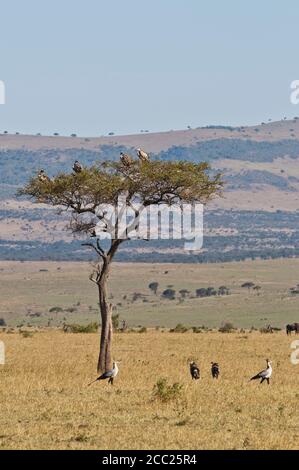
[190,361,200,380]
[286,323,299,335]
[211,362,220,379]
[250,359,272,385]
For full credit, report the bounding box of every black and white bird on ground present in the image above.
[38,169,50,182]
[189,361,200,380]
[211,362,220,379]
[88,361,119,386]
[120,152,133,167]
[250,359,272,385]
[73,160,83,173]
[137,148,150,162]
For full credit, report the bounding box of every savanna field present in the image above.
[0,330,299,450]
[0,259,299,450]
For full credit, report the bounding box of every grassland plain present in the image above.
[1,259,299,329]
[0,330,298,450]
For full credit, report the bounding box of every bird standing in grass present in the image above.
[88,361,119,386]
[190,361,200,380]
[250,359,272,384]
[73,160,83,173]
[211,362,220,379]
[137,148,150,162]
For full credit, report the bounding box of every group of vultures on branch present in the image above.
[38,148,150,182]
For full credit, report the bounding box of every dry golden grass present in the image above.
[0,329,298,450]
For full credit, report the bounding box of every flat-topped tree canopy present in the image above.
[21,160,222,233]
[20,159,223,373]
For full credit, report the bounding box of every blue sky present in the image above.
[0,0,298,136]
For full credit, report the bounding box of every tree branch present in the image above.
[96,239,106,257]
[89,273,99,285]
[82,242,107,259]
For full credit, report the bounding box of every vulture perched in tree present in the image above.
[250,359,272,384]
[137,148,150,162]
[73,160,83,173]
[38,169,50,183]
[120,152,133,167]
[190,361,200,380]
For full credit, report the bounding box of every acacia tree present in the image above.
[21,160,222,373]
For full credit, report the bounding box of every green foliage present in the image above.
[112,314,119,330]
[20,330,34,338]
[132,292,143,302]
[152,378,184,403]
[218,286,230,295]
[148,282,159,295]
[74,434,89,442]
[192,326,202,333]
[241,282,255,290]
[196,287,215,297]
[63,322,99,333]
[179,289,190,298]
[162,288,176,300]
[138,326,147,333]
[20,160,222,240]
[196,286,229,297]
[49,306,63,313]
[170,323,189,333]
[219,322,235,333]
[64,307,77,313]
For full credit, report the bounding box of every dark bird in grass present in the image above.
[88,361,119,386]
[120,152,133,167]
[286,323,299,335]
[137,148,150,162]
[38,169,50,183]
[250,359,272,385]
[211,362,220,379]
[190,361,200,380]
[73,160,83,173]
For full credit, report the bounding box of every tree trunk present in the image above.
[96,240,122,373]
[97,264,113,373]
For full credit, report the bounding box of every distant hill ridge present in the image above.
[1,119,299,261]
[1,117,299,152]
[1,138,299,185]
